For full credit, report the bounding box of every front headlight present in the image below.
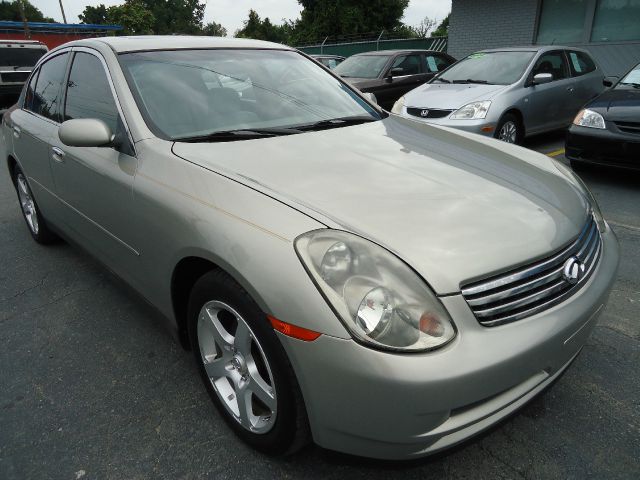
[554,161,606,231]
[450,100,491,120]
[391,95,405,115]
[295,230,456,352]
[573,109,605,129]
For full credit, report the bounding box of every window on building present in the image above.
[30,52,69,122]
[536,0,589,44]
[591,0,640,42]
[64,52,119,133]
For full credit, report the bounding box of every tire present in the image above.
[187,269,310,455]
[12,165,58,244]
[495,113,523,145]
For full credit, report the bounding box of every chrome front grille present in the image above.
[461,215,601,327]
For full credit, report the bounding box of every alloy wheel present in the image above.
[16,173,39,235]
[498,121,518,144]
[197,300,277,434]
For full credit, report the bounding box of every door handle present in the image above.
[567,87,575,93]
[12,126,20,138]
[51,147,65,163]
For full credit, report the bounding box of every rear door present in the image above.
[566,50,603,112]
[48,48,140,274]
[9,51,70,224]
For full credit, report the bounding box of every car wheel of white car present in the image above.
[187,269,310,455]
[12,166,58,244]
[495,114,522,145]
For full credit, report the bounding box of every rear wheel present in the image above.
[12,166,58,244]
[495,113,523,145]
[187,269,310,455]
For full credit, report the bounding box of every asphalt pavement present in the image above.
[1,132,639,479]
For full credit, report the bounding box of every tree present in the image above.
[433,13,450,37]
[202,21,227,37]
[141,0,205,35]
[0,0,55,22]
[411,16,437,38]
[235,9,289,44]
[79,4,109,24]
[107,1,155,35]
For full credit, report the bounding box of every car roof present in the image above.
[356,49,443,56]
[478,45,590,54]
[65,35,293,53]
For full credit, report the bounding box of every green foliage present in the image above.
[433,13,450,37]
[78,4,109,25]
[141,0,205,35]
[0,0,55,22]
[235,9,290,44]
[107,1,155,35]
[202,21,227,37]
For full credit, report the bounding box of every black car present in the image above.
[566,61,640,170]
[311,54,345,69]
[333,49,456,110]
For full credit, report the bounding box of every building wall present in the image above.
[448,0,640,76]
[448,0,539,59]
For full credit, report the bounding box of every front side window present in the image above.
[536,0,589,44]
[591,0,640,42]
[531,52,569,81]
[438,51,535,85]
[568,51,596,76]
[65,52,120,134]
[119,49,380,140]
[29,52,68,121]
[390,55,421,75]
[333,54,391,79]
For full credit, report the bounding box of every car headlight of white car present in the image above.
[450,100,491,120]
[295,230,456,352]
[573,109,606,129]
[391,95,405,115]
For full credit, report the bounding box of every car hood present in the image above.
[172,117,589,294]
[587,87,640,122]
[404,82,509,109]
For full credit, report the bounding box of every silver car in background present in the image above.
[392,46,604,144]
[2,37,619,460]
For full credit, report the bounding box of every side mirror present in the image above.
[603,76,618,88]
[532,73,553,85]
[58,119,114,148]
[385,67,404,82]
[362,92,378,104]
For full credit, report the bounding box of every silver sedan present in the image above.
[2,36,619,460]
[392,46,604,144]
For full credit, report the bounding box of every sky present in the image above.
[31,0,451,36]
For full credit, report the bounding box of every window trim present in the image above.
[63,46,136,156]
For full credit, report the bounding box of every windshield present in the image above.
[617,63,640,88]
[0,47,47,67]
[333,55,391,79]
[438,51,536,85]
[119,49,380,140]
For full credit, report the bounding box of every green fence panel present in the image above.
[297,37,448,57]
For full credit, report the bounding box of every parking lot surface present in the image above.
[1,133,639,479]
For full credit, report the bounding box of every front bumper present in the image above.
[400,109,496,137]
[566,124,640,170]
[280,225,619,459]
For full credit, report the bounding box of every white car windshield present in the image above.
[333,54,391,79]
[119,49,381,141]
[437,51,536,85]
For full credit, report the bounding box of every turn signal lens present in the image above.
[268,316,322,341]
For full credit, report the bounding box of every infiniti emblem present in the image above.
[420,109,430,117]
[563,257,585,285]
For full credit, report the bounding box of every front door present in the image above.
[48,49,140,277]
[377,54,426,109]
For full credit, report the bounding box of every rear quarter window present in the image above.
[568,51,596,76]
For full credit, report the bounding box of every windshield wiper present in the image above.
[620,82,640,88]
[452,79,491,84]
[173,127,302,143]
[295,115,379,131]
[433,77,451,83]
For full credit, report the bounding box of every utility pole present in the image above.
[58,0,68,23]
[18,0,31,39]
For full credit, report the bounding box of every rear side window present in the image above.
[29,52,69,121]
[568,51,596,76]
[390,55,422,75]
[425,54,453,73]
[531,51,569,81]
[64,52,119,134]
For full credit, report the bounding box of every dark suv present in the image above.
[333,49,456,110]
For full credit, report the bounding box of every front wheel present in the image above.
[495,113,523,145]
[187,269,310,455]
